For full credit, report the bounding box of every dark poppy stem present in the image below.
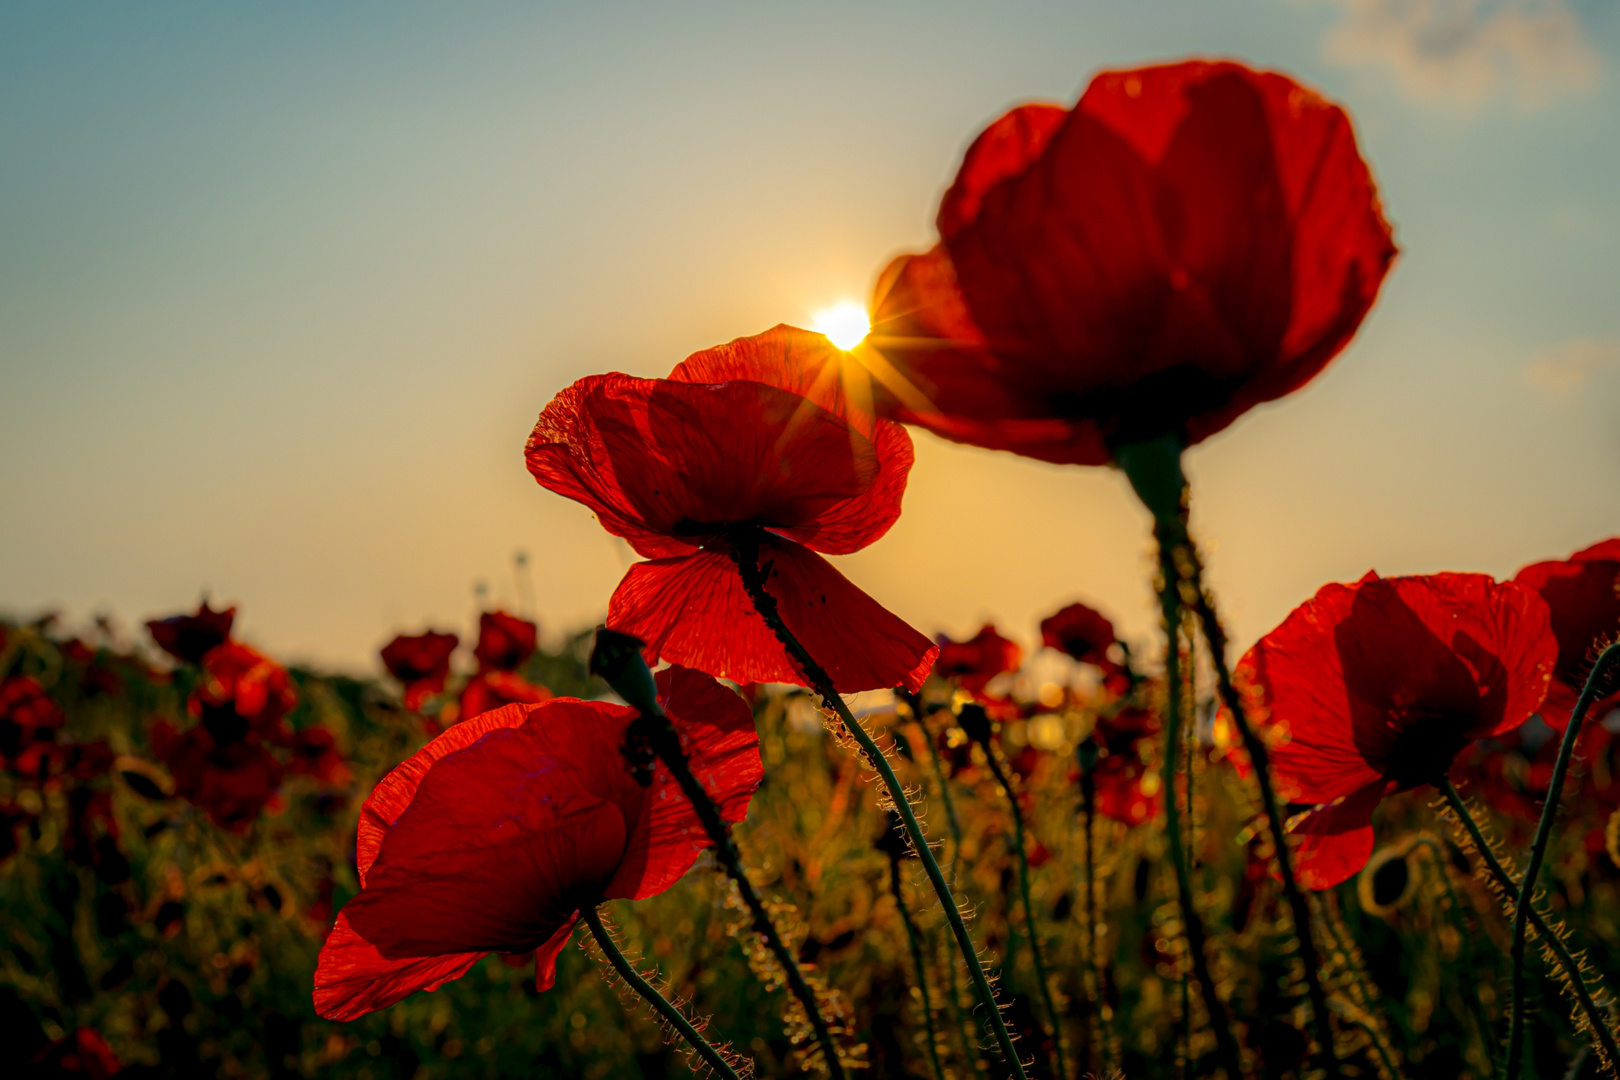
[1508,643,1620,1080]
[1151,523,1246,1080]
[888,851,947,1080]
[726,532,1030,1080]
[1439,779,1620,1072]
[589,631,847,1079]
[982,748,1067,1080]
[1078,741,1102,1076]
[581,904,745,1080]
[1184,540,1340,1078]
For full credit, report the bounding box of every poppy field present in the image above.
[5,57,1620,1080]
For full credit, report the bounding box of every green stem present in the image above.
[1439,780,1620,1071]
[590,631,846,1078]
[1184,542,1339,1078]
[984,749,1067,1079]
[889,852,947,1080]
[581,904,744,1080]
[1509,644,1620,1080]
[727,531,1029,1080]
[1079,745,1102,1076]
[1154,525,1246,1080]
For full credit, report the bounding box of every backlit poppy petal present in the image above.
[607,539,937,694]
[313,914,484,1022]
[1514,537,1620,729]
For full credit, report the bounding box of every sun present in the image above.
[811,301,870,351]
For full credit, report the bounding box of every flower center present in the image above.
[1382,712,1473,790]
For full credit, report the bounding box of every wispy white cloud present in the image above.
[1322,0,1601,110]
[1527,335,1620,392]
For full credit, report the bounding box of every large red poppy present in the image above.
[867,60,1396,465]
[313,665,761,1021]
[146,601,236,666]
[380,631,459,712]
[1513,538,1620,730]
[1236,572,1557,889]
[935,624,1023,695]
[526,326,936,693]
[474,611,539,673]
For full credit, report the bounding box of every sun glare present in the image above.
[812,301,870,351]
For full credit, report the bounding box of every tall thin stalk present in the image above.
[1508,644,1620,1080]
[1439,780,1620,1071]
[581,904,746,1080]
[1078,739,1103,1076]
[725,529,1030,1080]
[883,820,947,1080]
[590,632,847,1079]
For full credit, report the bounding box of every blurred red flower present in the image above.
[379,631,459,712]
[29,1027,121,1079]
[526,327,936,693]
[1514,538,1620,730]
[867,60,1396,465]
[0,675,67,782]
[189,642,298,747]
[935,624,1023,696]
[458,670,553,723]
[1093,751,1161,825]
[146,601,236,665]
[1040,601,1120,669]
[313,665,761,1021]
[152,719,285,833]
[1236,572,1556,889]
[289,726,352,788]
[473,611,539,673]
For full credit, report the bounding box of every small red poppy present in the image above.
[1236,572,1557,889]
[1040,601,1120,669]
[474,611,539,673]
[146,601,237,666]
[0,675,67,780]
[29,1027,121,1080]
[189,642,298,747]
[867,60,1396,465]
[526,326,936,693]
[458,670,553,723]
[313,665,761,1020]
[1093,750,1161,825]
[380,631,460,712]
[1513,538,1620,730]
[935,624,1023,695]
[289,727,352,788]
[152,719,285,833]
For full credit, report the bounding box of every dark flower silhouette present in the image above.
[0,675,66,781]
[313,665,760,1020]
[1236,572,1556,888]
[935,624,1023,696]
[146,601,236,665]
[152,719,285,833]
[867,60,1396,465]
[379,631,459,712]
[473,611,539,673]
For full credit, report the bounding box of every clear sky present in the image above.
[2,1,1617,673]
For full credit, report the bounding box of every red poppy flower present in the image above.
[474,611,539,673]
[1040,601,1120,669]
[289,727,352,788]
[313,665,761,1021]
[380,631,459,712]
[1093,750,1162,825]
[29,1027,121,1080]
[1514,538,1620,730]
[935,624,1023,695]
[189,642,297,747]
[458,670,553,723]
[526,326,936,693]
[0,675,67,781]
[146,601,236,665]
[152,719,285,833]
[867,60,1396,465]
[1236,572,1557,889]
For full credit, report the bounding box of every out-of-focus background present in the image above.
[2,0,1616,671]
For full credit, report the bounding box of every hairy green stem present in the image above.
[582,904,744,1080]
[727,531,1029,1079]
[1509,644,1620,1080]
[888,851,947,1080]
[590,631,846,1078]
[1439,780,1620,1071]
[983,748,1067,1079]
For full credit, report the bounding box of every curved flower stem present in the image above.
[1508,643,1620,1080]
[1439,779,1620,1071]
[589,632,847,1079]
[982,749,1067,1079]
[1182,543,1340,1076]
[726,533,1030,1080]
[887,851,946,1080]
[581,904,745,1080]
[1152,523,1246,1080]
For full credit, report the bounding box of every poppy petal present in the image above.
[607,538,937,694]
[1288,781,1387,890]
[534,915,580,992]
[313,914,485,1021]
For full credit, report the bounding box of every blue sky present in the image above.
[2,1,1616,671]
